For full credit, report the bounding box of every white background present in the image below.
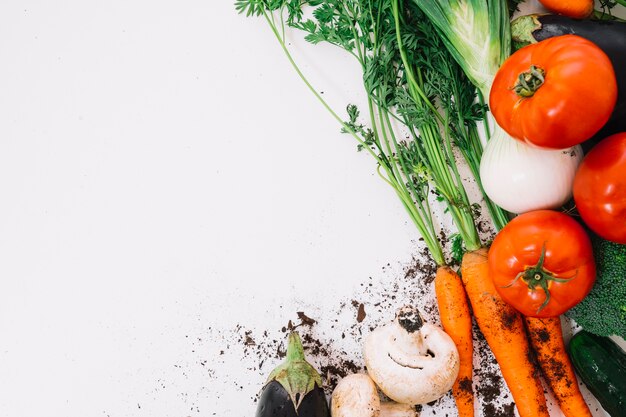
[0,1,623,417]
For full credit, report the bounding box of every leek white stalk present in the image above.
[480,124,583,214]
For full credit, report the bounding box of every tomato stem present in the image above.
[513,65,546,98]
[501,243,577,314]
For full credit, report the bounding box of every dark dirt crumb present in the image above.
[535,327,550,343]
[501,309,518,330]
[458,377,473,394]
[525,346,542,379]
[356,303,366,323]
[546,357,570,387]
[297,312,316,327]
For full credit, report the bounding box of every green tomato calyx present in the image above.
[514,65,546,98]
[502,243,577,314]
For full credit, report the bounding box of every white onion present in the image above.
[480,124,583,214]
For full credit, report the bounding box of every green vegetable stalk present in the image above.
[236,0,508,266]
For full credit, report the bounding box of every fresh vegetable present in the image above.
[574,133,626,244]
[405,2,571,415]
[537,0,593,19]
[238,4,499,415]
[238,3,606,417]
[490,34,617,149]
[479,131,582,214]
[525,316,593,417]
[408,0,510,100]
[434,267,473,417]
[567,331,626,417]
[363,306,460,405]
[488,210,596,317]
[510,14,626,147]
[256,332,330,417]
[237,0,507,261]
[330,374,417,417]
[411,0,583,214]
[461,248,549,417]
[566,234,626,339]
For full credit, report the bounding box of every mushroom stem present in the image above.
[379,402,418,417]
[396,305,424,333]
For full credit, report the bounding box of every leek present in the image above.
[411,0,511,98]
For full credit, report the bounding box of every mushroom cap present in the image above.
[363,311,460,405]
[330,373,380,417]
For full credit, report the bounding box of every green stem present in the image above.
[262,11,382,166]
[383,110,445,265]
[592,9,626,21]
[390,0,445,124]
[442,123,481,250]
[286,331,305,362]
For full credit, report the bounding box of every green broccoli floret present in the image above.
[565,234,626,339]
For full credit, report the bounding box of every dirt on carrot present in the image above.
[525,316,593,417]
[461,248,549,417]
[435,266,474,417]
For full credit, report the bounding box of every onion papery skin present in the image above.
[480,124,582,214]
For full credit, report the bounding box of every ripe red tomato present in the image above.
[488,210,595,317]
[574,133,626,244]
[490,35,617,149]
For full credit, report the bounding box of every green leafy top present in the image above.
[409,0,511,98]
[236,0,510,265]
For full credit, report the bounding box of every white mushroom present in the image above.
[330,373,417,417]
[363,305,460,405]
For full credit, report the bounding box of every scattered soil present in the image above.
[228,236,523,416]
[473,323,512,417]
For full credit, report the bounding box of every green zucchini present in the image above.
[567,331,626,417]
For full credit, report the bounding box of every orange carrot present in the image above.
[435,266,474,417]
[461,249,549,417]
[538,0,593,19]
[524,316,593,417]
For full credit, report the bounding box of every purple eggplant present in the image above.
[255,332,330,417]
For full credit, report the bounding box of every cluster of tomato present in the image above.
[485,34,626,318]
